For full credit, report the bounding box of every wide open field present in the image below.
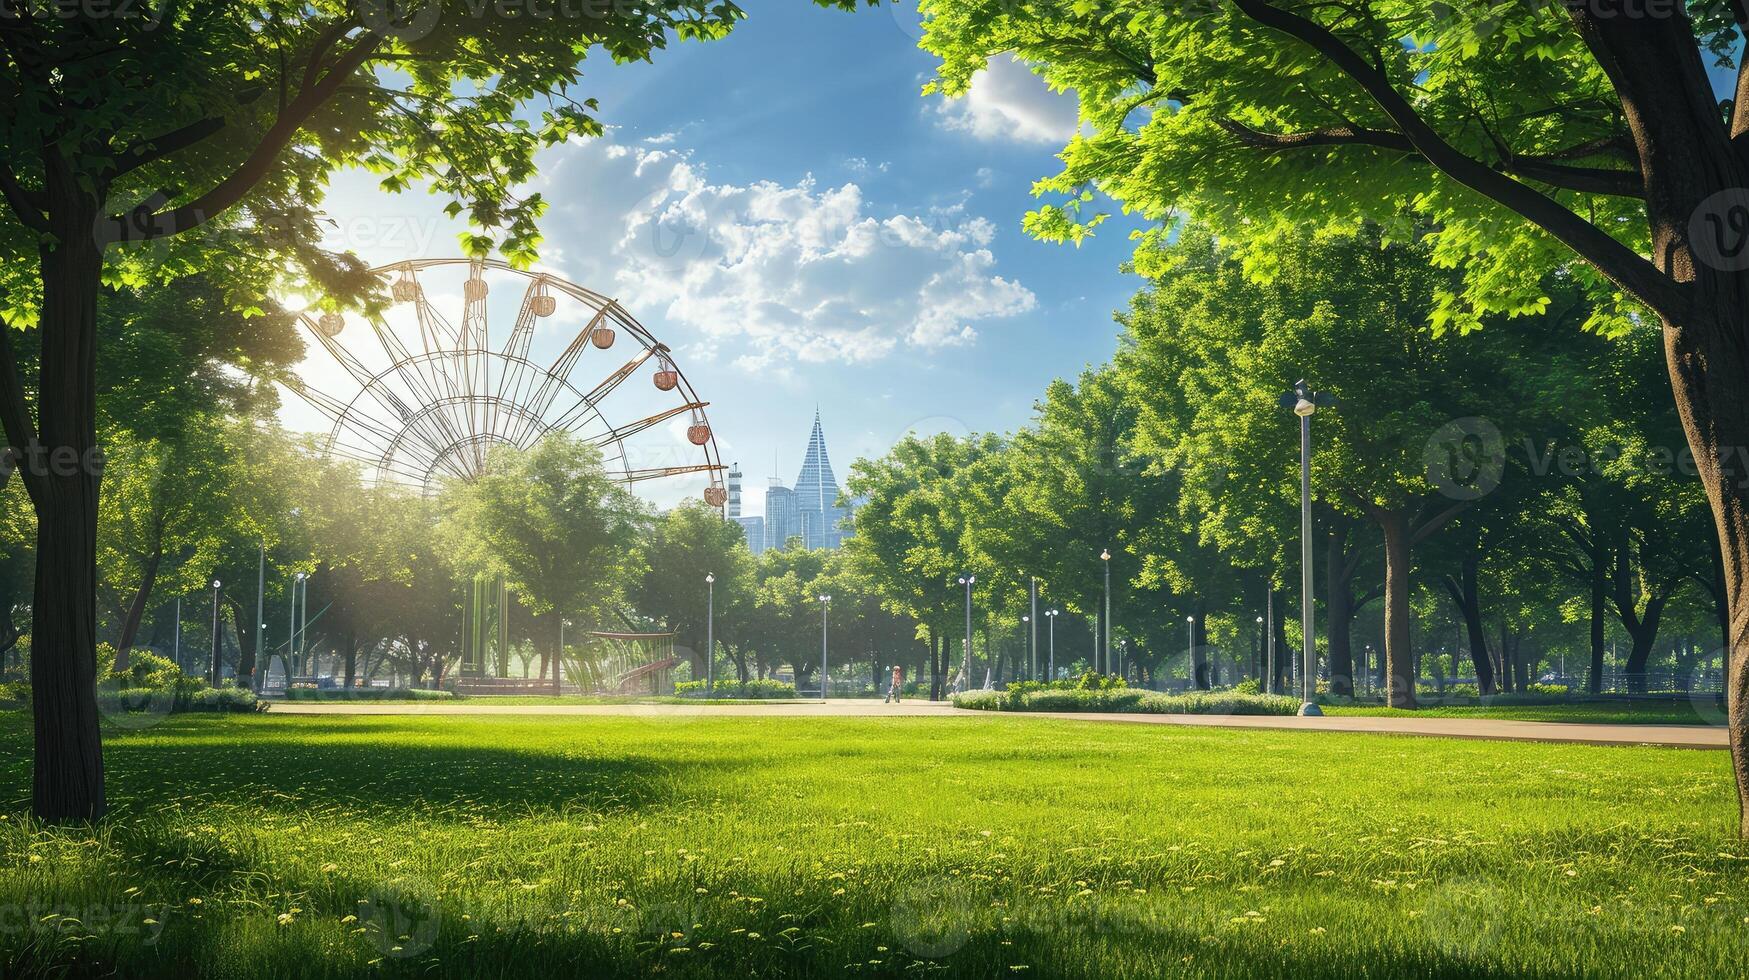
[1,711,1743,978]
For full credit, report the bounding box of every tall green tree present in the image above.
[918,0,1749,828]
[634,502,755,683]
[438,435,642,682]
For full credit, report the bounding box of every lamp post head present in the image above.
[212,579,222,590]
[1100,549,1110,562]
[295,571,306,582]
[1256,616,1264,624]
[705,573,715,585]
[1021,615,1030,623]
[1186,615,1194,623]
[818,594,831,603]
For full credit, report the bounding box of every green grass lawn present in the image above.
[2,712,1745,979]
[1321,699,1726,726]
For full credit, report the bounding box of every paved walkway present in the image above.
[266,699,1728,749]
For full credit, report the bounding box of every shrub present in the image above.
[1231,677,1261,695]
[188,687,264,713]
[94,684,261,715]
[1074,672,1128,691]
[1526,683,1570,696]
[675,679,797,699]
[954,688,1299,716]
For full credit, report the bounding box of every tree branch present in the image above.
[106,30,381,243]
[110,116,229,180]
[0,308,42,503]
[1228,0,1688,321]
[0,164,47,233]
[1219,118,1643,196]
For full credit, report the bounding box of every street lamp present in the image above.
[290,571,307,682]
[956,575,975,693]
[705,573,716,697]
[1279,379,1337,716]
[1046,608,1060,679]
[817,594,831,700]
[1255,615,1265,689]
[208,579,223,688]
[1186,615,1196,688]
[1099,549,1111,675]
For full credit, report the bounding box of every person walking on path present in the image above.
[885,665,904,703]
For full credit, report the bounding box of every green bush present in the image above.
[96,684,261,715]
[675,679,798,699]
[1231,677,1261,695]
[282,687,454,701]
[955,687,1300,716]
[189,687,264,713]
[1526,682,1570,696]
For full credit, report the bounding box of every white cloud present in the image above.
[533,137,1036,368]
[935,55,1078,144]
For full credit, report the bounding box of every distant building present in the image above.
[727,464,743,519]
[734,515,765,555]
[764,482,801,552]
[792,410,847,550]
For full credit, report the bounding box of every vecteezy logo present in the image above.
[358,0,442,43]
[1423,416,1505,501]
[888,875,977,958]
[356,880,443,958]
[1690,188,1749,272]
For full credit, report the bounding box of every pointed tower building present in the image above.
[793,410,846,550]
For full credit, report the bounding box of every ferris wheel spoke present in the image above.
[282,377,406,446]
[547,345,660,433]
[488,278,543,446]
[620,463,726,483]
[586,402,706,447]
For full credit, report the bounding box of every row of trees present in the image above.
[838,226,1717,709]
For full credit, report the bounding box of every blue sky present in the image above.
[293,2,1146,511]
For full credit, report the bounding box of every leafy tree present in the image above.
[918,0,1749,827]
[96,420,230,669]
[438,435,642,683]
[634,501,755,683]
[844,433,999,699]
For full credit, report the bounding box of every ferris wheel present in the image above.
[282,257,727,506]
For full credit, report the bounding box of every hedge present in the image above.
[282,687,455,701]
[952,687,1301,716]
[96,685,263,714]
[674,679,798,699]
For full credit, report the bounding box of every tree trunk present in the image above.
[1325,523,1355,697]
[113,548,163,672]
[1376,509,1415,708]
[342,631,358,689]
[1443,552,1496,696]
[930,629,942,701]
[230,600,258,688]
[27,183,108,822]
[1270,589,1291,693]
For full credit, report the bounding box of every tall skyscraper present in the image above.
[764,481,801,552]
[793,410,846,550]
